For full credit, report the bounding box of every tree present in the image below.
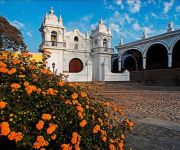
[0,16,26,51]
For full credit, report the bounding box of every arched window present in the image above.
[69,58,83,73]
[74,36,79,42]
[51,31,57,46]
[103,39,108,48]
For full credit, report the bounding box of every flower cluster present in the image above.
[0,50,134,150]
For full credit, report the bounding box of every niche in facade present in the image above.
[51,31,57,46]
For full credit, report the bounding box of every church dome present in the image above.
[47,7,58,20]
[44,7,58,25]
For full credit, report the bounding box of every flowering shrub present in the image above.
[0,50,134,150]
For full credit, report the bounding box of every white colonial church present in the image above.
[39,7,129,82]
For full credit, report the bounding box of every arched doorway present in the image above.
[69,58,83,73]
[124,56,137,71]
[146,43,168,70]
[122,49,143,71]
[112,58,119,73]
[172,39,180,68]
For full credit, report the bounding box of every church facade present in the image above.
[39,8,129,82]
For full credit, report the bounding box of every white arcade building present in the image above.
[39,8,129,82]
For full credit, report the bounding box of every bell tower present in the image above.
[90,18,113,81]
[39,7,65,74]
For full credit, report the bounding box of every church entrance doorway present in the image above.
[69,58,83,73]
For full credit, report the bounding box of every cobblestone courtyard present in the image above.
[90,82,180,150]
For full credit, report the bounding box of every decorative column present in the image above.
[168,53,172,68]
[143,57,146,70]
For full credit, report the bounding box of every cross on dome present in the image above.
[50,7,54,14]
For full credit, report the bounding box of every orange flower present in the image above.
[26,89,33,95]
[68,82,74,87]
[36,88,42,94]
[0,101,7,109]
[0,61,7,67]
[0,67,8,73]
[92,124,100,134]
[103,101,111,107]
[0,55,7,60]
[76,105,83,113]
[47,88,58,95]
[80,92,87,98]
[8,131,16,140]
[23,81,29,87]
[8,68,17,75]
[33,136,49,149]
[25,85,37,94]
[79,120,87,128]
[71,132,78,144]
[14,132,23,142]
[29,65,38,70]
[71,93,78,100]
[51,134,57,140]
[128,122,134,127]
[57,81,64,86]
[100,130,106,136]
[47,123,58,134]
[77,112,83,119]
[109,144,116,150]
[118,140,124,150]
[61,144,72,150]
[0,122,11,136]
[41,114,52,121]
[21,53,33,57]
[11,83,21,89]
[36,120,44,130]
[41,69,48,74]
[101,136,107,142]
[12,59,21,65]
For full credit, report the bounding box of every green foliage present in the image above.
[0,16,26,51]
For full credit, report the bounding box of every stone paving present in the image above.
[88,82,180,150]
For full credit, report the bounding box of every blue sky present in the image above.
[0,0,180,52]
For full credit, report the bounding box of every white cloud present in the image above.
[127,0,141,13]
[26,32,32,37]
[132,23,141,31]
[109,11,134,27]
[81,13,93,22]
[114,0,124,9]
[124,13,132,24]
[176,6,180,13]
[163,0,174,14]
[11,20,25,30]
[67,13,94,33]
[110,23,120,33]
[106,5,115,11]
[151,13,158,19]
[115,0,122,5]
